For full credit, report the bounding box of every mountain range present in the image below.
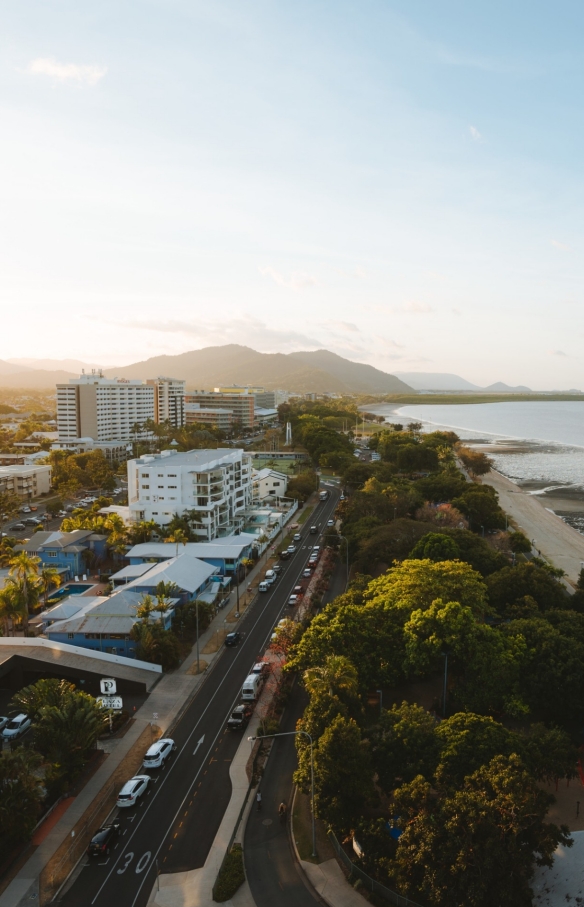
[394,372,532,393]
[0,350,542,395]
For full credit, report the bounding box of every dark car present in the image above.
[12,523,26,531]
[294,585,303,595]
[87,822,120,856]
[225,631,242,647]
[227,703,253,730]
[279,550,290,560]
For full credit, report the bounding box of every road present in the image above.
[56,485,340,907]
[244,687,321,906]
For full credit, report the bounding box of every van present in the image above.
[241,674,262,700]
[319,490,329,501]
[265,570,277,585]
[258,581,269,593]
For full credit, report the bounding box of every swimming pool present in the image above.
[49,583,93,601]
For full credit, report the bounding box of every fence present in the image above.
[328,832,424,907]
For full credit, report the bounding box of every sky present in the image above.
[1,1,584,389]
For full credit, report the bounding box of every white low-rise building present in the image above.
[252,468,288,502]
[127,448,253,538]
[0,464,52,499]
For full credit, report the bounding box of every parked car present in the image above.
[264,569,277,585]
[225,631,242,647]
[0,717,9,733]
[227,703,253,731]
[327,519,335,527]
[279,550,290,560]
[309,526,318,534]
[116,775,150,807]
[292,533,302,542]
[288,594,299,606]
[340,494,345,501]
[142,738,176,769]
[251,662,270,678]
[12,523,26,531]
[286,545,297,555]
[302,569,312,578]
[293,585,303,595]
[20,506,31,514]
[258,581,269,593]
[87,822,120,857]
[2,714,31,740]
[272,564,282,574]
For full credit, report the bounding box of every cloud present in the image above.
[551,239,571,251]
[28,57,107,86]
[322,321,360,334]
[548,350,568,357]
[469,125,482,142]
[122,315,323,351]
[335,267,367,280]
[451,307,462,316]
[395,301,433,314]
[258,266,317,290]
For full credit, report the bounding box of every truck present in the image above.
[319,490,329,501]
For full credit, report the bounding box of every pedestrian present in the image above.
[278,801,287,823]
[256,791,262,811]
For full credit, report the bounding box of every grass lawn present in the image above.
[292,789,335,864]
[252,458,298,475]
[297,504,314,525]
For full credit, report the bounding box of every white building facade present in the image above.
[252,468,288,502]
[127,448,253,539]
[0,464,52,499]
[57,374,186,442]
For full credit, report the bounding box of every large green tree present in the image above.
[0,748,44,849]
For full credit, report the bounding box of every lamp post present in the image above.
[249,730,316,857]
[338,534,350,591]
[376,689,383,717]
[442,651,449,717]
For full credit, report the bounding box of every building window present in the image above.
[68,633,74,639]
[168,485,177,489]
[142,484,150,489]
[47,551,57,558]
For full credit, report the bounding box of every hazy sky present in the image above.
[2,1,584,388]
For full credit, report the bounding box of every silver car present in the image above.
[116,775,150,807]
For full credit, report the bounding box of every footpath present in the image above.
[483,469,584,586]
[0,548,278,907]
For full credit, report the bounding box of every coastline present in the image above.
[482,469,584,586]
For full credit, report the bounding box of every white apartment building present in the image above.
[148,377,186,428]
[57,374,185,443]
[252,468,288,502]
[0,464,52,499]
[127,448,253,539]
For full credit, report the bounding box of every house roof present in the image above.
[48,589,145,636]
[124,554,218,595]
[14,529,98,553]
[42,596,107,622]
[127,534,257,562]
[110,563,153,581]
[253,468,288,481]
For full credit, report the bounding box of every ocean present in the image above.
[365,401,584,533]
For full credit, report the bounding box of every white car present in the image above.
[21,506,31,514]
[327,519,335,527]
[116,775,151,807]
[2,714,31,740]
[0,716,9,733]
[288,594,299,606]
[142,738,176,769]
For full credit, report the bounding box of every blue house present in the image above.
[15,530,108,580]
[125,535,257,578]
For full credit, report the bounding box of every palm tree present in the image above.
[0,580,31,634]
[303,655,359,700]
[165,528,188,558]
[135,593,157,624]
[39,565,62,608]
[8,552,41,630]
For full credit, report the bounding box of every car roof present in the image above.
[145,738,173,755]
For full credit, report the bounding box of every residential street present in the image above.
[55,489,339,907]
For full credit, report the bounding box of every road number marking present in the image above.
[117,851,134,874]
[135,851,151,874]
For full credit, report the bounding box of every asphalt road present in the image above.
[244,686,322,906]
[56,485,340,907]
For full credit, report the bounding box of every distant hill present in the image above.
[0,359,35,376]
[0,368,76,389]
[394,372,532,393]
[483,381,532,393]
[394,372,480,391]
[7,358,101,373]
[106,345,413,394]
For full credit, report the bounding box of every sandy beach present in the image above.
[482,469,584,586]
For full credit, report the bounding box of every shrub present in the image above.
[213,844,245,902]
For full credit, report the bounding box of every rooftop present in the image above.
[132,448,249,469]
[123,553,218,594]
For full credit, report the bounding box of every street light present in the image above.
[249,730,316,857]
[376,689,383,717]
[338,534,350,592]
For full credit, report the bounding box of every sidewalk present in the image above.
[0,553,270,907]
[483,469,584,585]
[301,860,367,907]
